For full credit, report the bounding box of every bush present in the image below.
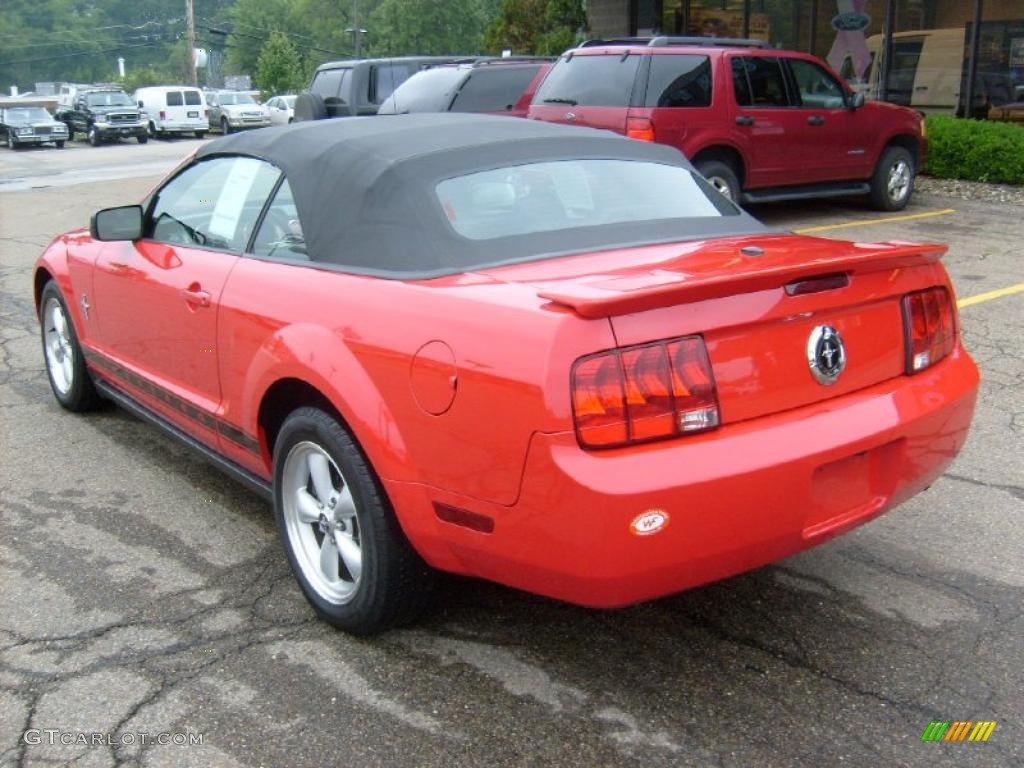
[924,114,1024,185]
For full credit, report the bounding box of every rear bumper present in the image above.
[389,346,978,607]
[153,120,208,133]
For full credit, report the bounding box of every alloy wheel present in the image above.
[43,297,74,396]
[281,440,362,604]
[708,175,734,200]
[887,159,911,203]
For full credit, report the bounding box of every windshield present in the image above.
[234,94,256,104]
[436,159,734,241]
[85,92,134,107]
[5,107,51,122]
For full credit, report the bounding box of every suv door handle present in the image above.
[735,115,755,126]
[807,115,825,126]
[180,286,211,307]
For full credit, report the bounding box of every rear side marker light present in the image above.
[626,116,655,142]
[433,502,494,534]
[572,336,720,449]
[902,286,955,373]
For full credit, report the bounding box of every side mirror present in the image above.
[137,100,144,108]
[91,205,144,241]
[849,91,866,109]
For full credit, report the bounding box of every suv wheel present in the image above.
[869,146,915,211]
[696,159,741,203]
[273,407,434,634]
[221,117,232,134]
[87,126,101,147]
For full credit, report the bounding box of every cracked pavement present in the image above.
[1,142,1021,767]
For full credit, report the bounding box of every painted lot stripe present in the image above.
[957,282,1024,309]
[794,208,957,234]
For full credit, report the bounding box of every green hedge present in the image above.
[924,115,1024,185]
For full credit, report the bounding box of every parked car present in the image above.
[206,90,271,133]
[266,94,297,125]
[33,114,978,634]
[55,87,147,146]
[528,37,927,210]
[294,56,470,121]
[0,99,69,149]
[377,59,552,117]
[134,86,209,138]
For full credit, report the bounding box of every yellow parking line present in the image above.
[794,208,957,234]
[957,282,1024,309]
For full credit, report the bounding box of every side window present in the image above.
[645,55,712,108]
[166,91,184,107]
[251,180,307,260]
[732,56,790,107]
[789,59,847,108]
[147,157,281,252]
[451,67,542,112]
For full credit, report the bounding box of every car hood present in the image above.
[5,116,62,127]
[222,104,265,114]
[89,105,138,114]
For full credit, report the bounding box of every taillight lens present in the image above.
[572,336,719,449]
[159,110,166,120]
[626,116,655,142]
[902,286,955,373]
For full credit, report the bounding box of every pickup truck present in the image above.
[56,88,148,146]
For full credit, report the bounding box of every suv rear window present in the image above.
[645,55,712,107]
[534,54,641,107]
[166,91,183,107]
[311,68,350,100]
[451,65,543,112]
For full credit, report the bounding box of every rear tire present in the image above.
[55,140,65,148]
[137,135,148,144]
[273,407,434,635]
[869,146,915,211]
[39,281,100,412]
[194,131,207,139]
[293,92,328,122]
[696,159,741,203]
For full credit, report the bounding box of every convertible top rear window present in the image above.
[437,160,729,241]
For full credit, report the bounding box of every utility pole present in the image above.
[350,0,363,58]
[185,0,197,85]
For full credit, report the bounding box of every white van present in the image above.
[134,86,209,138]
[859,29,966,114]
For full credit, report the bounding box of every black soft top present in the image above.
[196,113,766,278]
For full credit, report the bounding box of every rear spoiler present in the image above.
[537,241,947,319]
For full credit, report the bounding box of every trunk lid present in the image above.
[478,233,948,425]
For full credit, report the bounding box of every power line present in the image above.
[0,39,176,66]
[0,19,181,41]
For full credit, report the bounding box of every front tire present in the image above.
[220,118,232,134]
[39,281,100,412]
[869,146,915,211]
[273,407,434,634]
[87,126,101,147]
[696,159,741,203]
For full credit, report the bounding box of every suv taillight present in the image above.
[572,336,719,449]
[902,287,955,373]
[626,116,655,142]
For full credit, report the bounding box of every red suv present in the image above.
[528,37,926,210]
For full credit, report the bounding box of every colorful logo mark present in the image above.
[921,721,997,742]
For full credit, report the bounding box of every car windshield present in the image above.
[234,94,256,104]
[86,92,134,107]
[5,107,51,121]
[436,159,733,241]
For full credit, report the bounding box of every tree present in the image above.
[367,0,493,57]
[483,0,583,55]
[256,31,305,95]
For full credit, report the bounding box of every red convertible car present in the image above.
[35,115,978,634]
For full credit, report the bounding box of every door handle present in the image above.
[735,115,755,126]
[180,286,211,307]
[808,115,825,126]
[915,85,929,91]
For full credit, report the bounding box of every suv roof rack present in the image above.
[578,36,771,49]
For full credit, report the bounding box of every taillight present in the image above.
[572,336,719,449]
[902,286,955,373]
[626,116,655,142]
[159,110,166,120]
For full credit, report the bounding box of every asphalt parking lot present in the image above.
[1,139,1021,768]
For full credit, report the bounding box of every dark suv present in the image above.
[56,87,148,146]
[528,37,926,210]
[295,56,469,121]
[377,59,552,117]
